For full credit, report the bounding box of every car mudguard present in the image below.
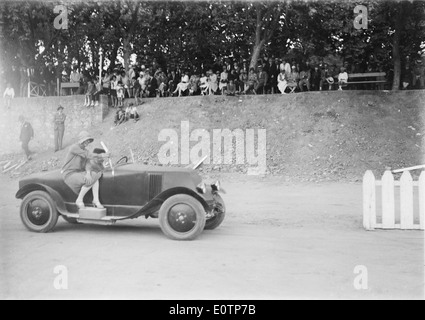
[16,183,69,215]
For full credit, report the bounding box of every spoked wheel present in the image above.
[20,191,59,233]
[205,194,226,230]
[159,194,206,240]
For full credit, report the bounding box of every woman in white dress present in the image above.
[277,69,288,94]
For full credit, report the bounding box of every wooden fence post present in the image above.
[382,170,395,229]
[400,171,414,229]
[419,171,425,230]
[363,170,376,230]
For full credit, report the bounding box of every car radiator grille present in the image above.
[148,174,163,200]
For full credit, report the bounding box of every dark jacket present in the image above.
[20,121,34,142]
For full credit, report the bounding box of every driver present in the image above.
[61,131,109,209]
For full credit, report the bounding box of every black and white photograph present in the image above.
[0,0,424,302]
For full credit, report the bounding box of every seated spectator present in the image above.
[337,67,348,91]
[84,78,95,107]
[228,69,239,93]
[208,70,218,95]
[200,72,209,95]
[299,65,311,92]
[219,66,229,95]
[168,70,179,96]
[3,82,15,109]
[239,69,249,93]
[172,71,190,96]
[189,72,200,96]
[125,103,140,122]
[254,65,268,94]
[277,69,287,94]
[280,59,291,75]
[226,79,236,96]
[155,68,168,97]
[114,106,126,126]
[243,68,258,94]
[286,66,299,93]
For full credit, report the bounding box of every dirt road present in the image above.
[0,174,423,300]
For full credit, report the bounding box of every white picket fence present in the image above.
[363,170,425,230]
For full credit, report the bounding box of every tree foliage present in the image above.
[0,0,424,89]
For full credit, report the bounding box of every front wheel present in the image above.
[159,194,206,240]
[20,191,59,233]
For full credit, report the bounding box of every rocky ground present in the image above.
[1,90,424,182]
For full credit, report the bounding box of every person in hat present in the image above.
[53,105,67,152]
[114,105,126,126]
[61,131,110,209]
[19,115,34,160]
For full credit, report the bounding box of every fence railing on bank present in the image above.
[363,170,425,230]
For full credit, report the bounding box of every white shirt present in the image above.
[3,87,15,98]
[338,72,348,82]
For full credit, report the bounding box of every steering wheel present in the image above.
[116,156,128,165]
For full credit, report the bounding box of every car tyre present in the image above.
[205,194,226,230]
[159,194,206,240]
[20,191,59,233]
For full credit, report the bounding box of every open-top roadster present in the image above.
[15,149,226,240]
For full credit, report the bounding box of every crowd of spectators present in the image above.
[2,53,425,106]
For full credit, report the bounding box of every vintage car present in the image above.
[15,152,226,241]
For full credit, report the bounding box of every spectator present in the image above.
[228,68,240,93]
[121,71,131,98]
[299,64,311,92]
[19,115,34,161]
[255,65,268,94]
[189,72,200,96]
[43,63,56,96]
[243,68,258,94]
[84,78,96,107]
[53,105,66,152]
[208,70,218,95]
[125,103,140,122]
[277,69,287,94]
[110,75,118,107]
[412,57,424,89]
[102,69,112,96]
[70,66,82,94]
[286,65,299,93]
[337,67,348,90]
[264,57,278,94]
[319,63,331,91]
[133,77,141,104]
[116,81,125,107]
[280,59,291,75]
[239,68,249,93]
[3,82,15,109]
[146,70,158,97]
[219,66,229,95]
[114,106,126,126]
[310,65,321,91]
[156,70,168,97]
[92,76,103,106]
[200,72,209,95]
[172,71,190,96]
[226,79,236,96]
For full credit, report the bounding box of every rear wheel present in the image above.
[20,191,59,233]
[159,194,206,240]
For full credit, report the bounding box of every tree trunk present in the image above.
[123,37,131,73]
[250,39,265,70]
[392,3,404,91]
